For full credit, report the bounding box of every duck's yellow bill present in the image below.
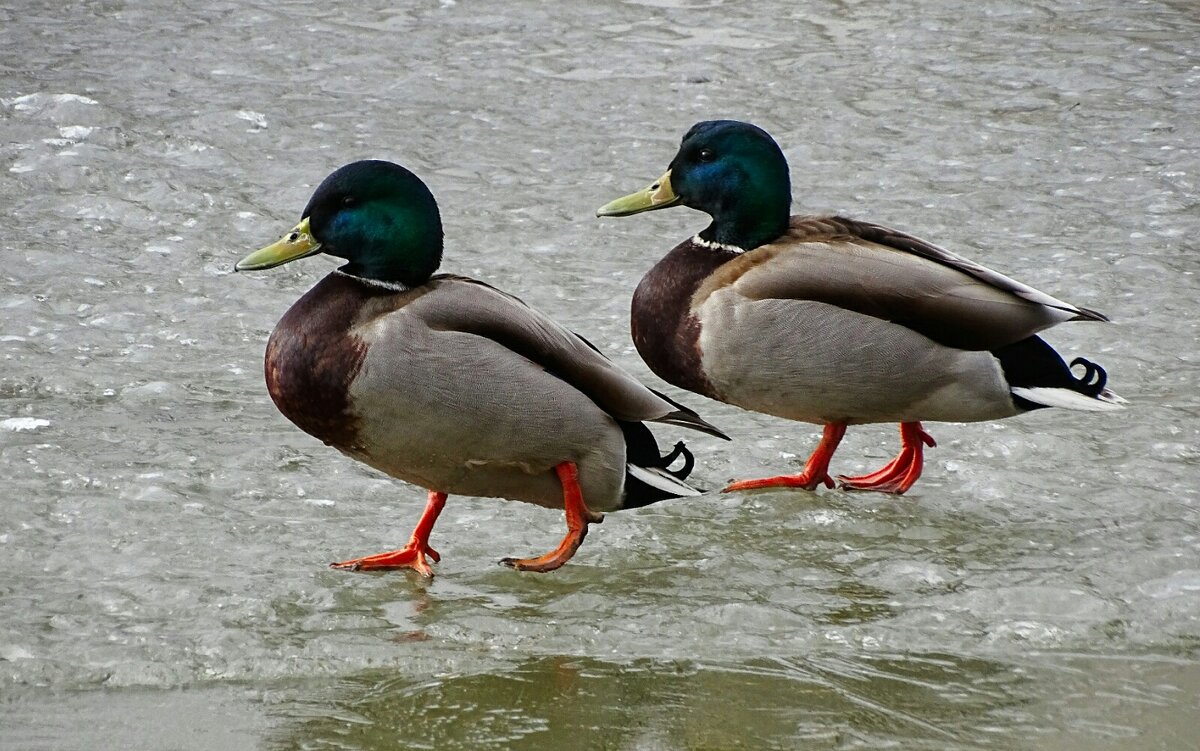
[596,170,680,217]
[235,217,322,271]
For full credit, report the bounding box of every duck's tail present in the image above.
[618,420,705,509]
[995,336,1126,412]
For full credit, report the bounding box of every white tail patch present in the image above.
[1011,386,1127,412]
[627,464,703,496]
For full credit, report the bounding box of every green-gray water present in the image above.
[3,1,1198,748]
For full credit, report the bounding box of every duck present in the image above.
[236,160,727,576]
[597,120,1123,494]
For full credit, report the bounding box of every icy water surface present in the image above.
[3,0,1199,748]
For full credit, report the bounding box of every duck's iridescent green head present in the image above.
[237,160,444,287]
[597,120,792,251]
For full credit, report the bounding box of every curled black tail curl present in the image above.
[655,440,696,481]
[618,421,705,508]
[1069,357,1108,397]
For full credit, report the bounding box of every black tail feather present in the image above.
[618,420,701,509]
[994,336,1112,410]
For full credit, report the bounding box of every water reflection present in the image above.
[262,651,1200,749]
[267,653,1030,750]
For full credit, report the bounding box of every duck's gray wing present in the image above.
[414,275,728,439]
[705,216,1107,351]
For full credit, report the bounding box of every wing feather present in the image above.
[698,216,1107,351]
[408,275,726,438]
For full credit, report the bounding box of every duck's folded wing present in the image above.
[843,218,1108,319]
[413,276,728,439]
[713,216,1106,351]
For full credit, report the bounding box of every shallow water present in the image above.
[2,0,1199,748]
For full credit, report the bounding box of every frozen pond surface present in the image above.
[2,0,1199,748]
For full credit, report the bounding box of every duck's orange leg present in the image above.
[330,490,447,576]
[838,422,936,495]
[501,462,603,573]
[723,423,847,492]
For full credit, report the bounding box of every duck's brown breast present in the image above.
[264,274,389,450]
[631,238,737,400]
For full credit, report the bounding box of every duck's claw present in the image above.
[330,541,440,577]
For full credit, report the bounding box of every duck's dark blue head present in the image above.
[598,120,792,251]
[237,160,444,287]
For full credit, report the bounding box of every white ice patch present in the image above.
[236,110,268,129]
[0,644,35,660]
[59,125,94,140]
[2,93,99,109]
[1,417,50,432]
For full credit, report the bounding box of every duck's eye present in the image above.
[342,195,357,207]
[697,148,716,163]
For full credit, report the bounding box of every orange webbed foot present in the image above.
[500,462,602,573]
[722,423,847,493]
[330,541,440,577]
[838,422,935,495]
[330,490,447,577]
[723,472,835,492]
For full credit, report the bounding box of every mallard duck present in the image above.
[597,120,1123,494]
[236,160,726,576]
